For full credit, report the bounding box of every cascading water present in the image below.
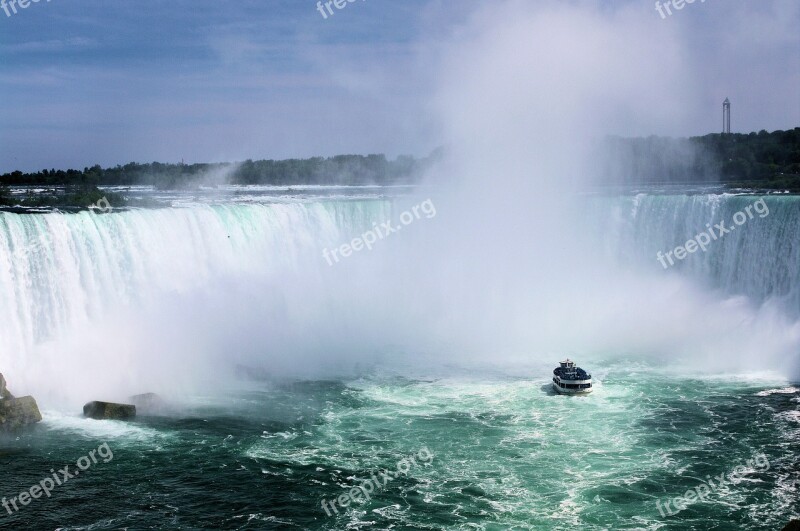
[2,193,798,405]
[590,194,800,313]
[0,200,391,403]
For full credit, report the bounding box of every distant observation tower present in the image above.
[723,98,731,134]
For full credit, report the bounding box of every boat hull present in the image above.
[552,382,593,395]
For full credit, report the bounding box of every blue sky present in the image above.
[0,0,798,172]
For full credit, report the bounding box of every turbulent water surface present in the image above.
[1,365,798,529]
[0,189,798,529]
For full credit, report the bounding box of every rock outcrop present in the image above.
[0,373,42,431]
[83,401,136,420]
[0,373,13,400]
[782,520,800,531]
[0,396,43,431]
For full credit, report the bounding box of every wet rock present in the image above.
[0,396,42,431]
[0,373,14,400]
[782,520,800,531]
[83,401,136,420]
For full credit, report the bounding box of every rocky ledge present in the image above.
[0,373,42,432]
[83,401,136,420]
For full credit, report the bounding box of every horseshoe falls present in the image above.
[592,194,800,312]
[0,191,798,530]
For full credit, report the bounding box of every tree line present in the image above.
[0,153,440,190]
[1,130,798,192]
[598,128,800,188]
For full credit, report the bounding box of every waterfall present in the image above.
[0,194,797,404]
[587,194,800,313]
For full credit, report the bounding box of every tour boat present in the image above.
[552,359,592,395]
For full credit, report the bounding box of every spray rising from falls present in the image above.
[0,194,799,408]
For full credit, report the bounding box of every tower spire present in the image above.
[723,98,731,134]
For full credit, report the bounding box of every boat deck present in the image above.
[553,367,591,380]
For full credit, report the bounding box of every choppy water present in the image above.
[1,361,798,529]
